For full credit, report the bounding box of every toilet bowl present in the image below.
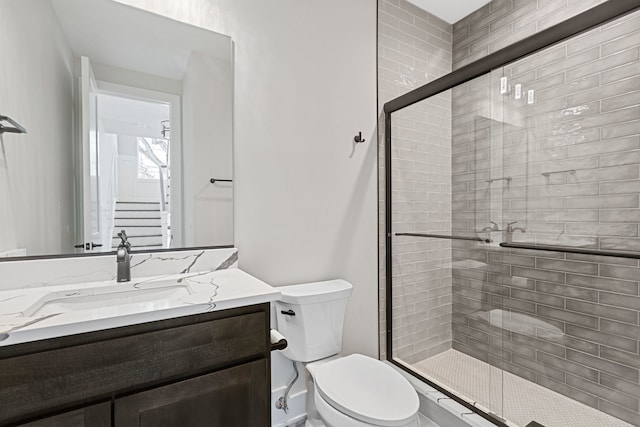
[275,280,419,427]
[307,354,420,427]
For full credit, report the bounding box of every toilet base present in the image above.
[304,416,325,427]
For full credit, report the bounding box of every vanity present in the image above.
[0,250,280,427]
[0,1,282,424]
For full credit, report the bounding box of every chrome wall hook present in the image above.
[354,132,365,143]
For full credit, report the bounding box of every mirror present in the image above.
[0,0,234,258]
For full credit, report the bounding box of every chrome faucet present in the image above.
[116,230,131,282]
[481,221,500,232]
[505,221,526,243]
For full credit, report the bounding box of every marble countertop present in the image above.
[0,268,280,347]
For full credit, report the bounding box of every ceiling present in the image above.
[99,94,170,139]
[50,0,231,80]
[405,0,492,24]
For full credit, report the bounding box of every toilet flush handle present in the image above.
[280,309,296,316]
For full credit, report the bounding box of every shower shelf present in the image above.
[499,242,640,260]
[395,233,491,244]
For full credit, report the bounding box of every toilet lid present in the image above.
[313,354,419,427]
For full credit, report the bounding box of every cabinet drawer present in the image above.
[16,402,110,427]
[115,359,269,427]
[0,307,268,425]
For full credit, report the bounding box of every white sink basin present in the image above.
[24,280,192,317]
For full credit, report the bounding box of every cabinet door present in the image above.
[17,402,110,427]
[115,359,269,427]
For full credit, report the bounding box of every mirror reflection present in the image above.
[0,0,234,258]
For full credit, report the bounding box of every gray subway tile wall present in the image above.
[452,0,607,70]
[378,0,453,362]
[379,0,640,425]
[450,5,640,425]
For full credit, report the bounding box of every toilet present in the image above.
[275,280,419,427]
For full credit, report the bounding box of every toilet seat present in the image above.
[312,354,419,427]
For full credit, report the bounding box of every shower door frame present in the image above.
[382,1,640,425]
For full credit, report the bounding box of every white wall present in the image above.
[97,127,118,250]
[92,62,183,96]
[0,0,75,256]
[117,135,137,201]
[116,0,378,358]
[114,1,377,424]
[116,135,161,202]
[182,51,233,247]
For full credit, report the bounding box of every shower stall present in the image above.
[380,1,640,426]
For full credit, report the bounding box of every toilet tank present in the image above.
[275,280,353,362]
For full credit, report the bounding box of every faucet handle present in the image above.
[506,221,525,233]
[117,230,130,249]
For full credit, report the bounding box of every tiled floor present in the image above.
[413,349,633,427]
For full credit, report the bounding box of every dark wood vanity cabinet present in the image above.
[0,304,271,427]
[115,359,267,426]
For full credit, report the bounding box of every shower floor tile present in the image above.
[412,349,633,427]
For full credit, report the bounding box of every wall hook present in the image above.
[354,132,365,143]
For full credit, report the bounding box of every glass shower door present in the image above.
[492,9,640,426]
[384,3,640,427]
[387,75,506,422]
